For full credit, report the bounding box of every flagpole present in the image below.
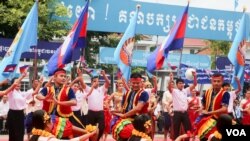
[112,65,115,92]
[131,4,140,77]
[177,0,190,79]
[32,0,39,81]
[177,48,183,78]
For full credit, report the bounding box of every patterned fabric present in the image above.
[111,118,134,140]
[196,116,217,139]
[52,116,73,139]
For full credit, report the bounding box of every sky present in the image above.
[134,0,250,12]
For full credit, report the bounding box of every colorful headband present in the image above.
[130,78,142,82]
[54,70,66,75]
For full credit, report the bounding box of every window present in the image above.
[21,81,30,91]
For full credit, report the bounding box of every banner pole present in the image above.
[177,48,184,78]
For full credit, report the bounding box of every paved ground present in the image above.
[0,134,165,141]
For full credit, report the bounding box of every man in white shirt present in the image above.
[69,78,89,129]
[0,95,9,132]
[168,72,197,140]
[222,76,241,119]
[25,79,43,140]
[162,80,174,140]
[81,70,110,141]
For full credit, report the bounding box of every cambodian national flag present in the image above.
[19,65,29,74]
[114,7,139,82]
[167,63,178,70]
[3,64,17,73]
[228,13,249,90]
[146,3,189,73]
[47,0,89,76]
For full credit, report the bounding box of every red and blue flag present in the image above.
[19,65,29,74]
[47,0,89,76]
[147,3,189,73]
[4,64,17,73]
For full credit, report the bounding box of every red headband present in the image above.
[54,70,66,75]
[130,78,142,82]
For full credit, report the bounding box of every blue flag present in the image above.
[41,65,49,78]
[228,13,249,89]
[0,1,38,81]
[114,8,139,82]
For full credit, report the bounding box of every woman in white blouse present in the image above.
[4,72,42,141]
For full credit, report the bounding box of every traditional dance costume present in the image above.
[104,94,112,134]
[188,96,201,131]
[195,88,229,140]
[112,89,149,140]
[41,85,75,138]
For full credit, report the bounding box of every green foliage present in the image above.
[85,31,120,69]
[0,0,69,40]
[209,40,231,69]
[132,67,145,74]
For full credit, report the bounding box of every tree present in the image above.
[0,0,69,40]
[208,40,231,69]
[0,0,69,82]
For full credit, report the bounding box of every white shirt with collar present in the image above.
[162,90,173,113]
[228,91,237,113]
[172,87,190,111]
[71,90,88,111]
[26,88,43,114]
[0,100,9,116]
[85,85,107,111]
[8,89,33,110]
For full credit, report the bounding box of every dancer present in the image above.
[102,92,112,141]
[240,90,250,125]
[36,68,86,139]
[110,79,125,112]
[187,89,201,131]
[112,73,149,140]
[128,114,152,141]
[30,109,97,141]
[6,71,42,141]
[195,73,230,141]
